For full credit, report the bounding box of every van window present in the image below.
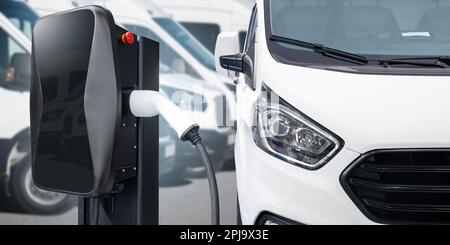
[154,18,216,71]
[181,22,221,53]
[125,24,202,80]
[0,1,38,39]
[269,0,450,57]
[0,28,29,90]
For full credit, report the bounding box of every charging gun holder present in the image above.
[30,6,159,224]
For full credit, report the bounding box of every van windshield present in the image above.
[269,0,450,57]
[154,17,216,71]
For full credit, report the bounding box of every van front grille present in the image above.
[341,149,450,224]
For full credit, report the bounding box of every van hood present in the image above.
[261,50,450,154]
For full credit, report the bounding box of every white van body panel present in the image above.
[160,73,229,131]
[0,87,29,138]
[259,49,450,154]
[0,13,31,139]
[235,125,370,224]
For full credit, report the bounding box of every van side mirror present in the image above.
[214,32,240,79]
[30,6,124,196]
[220,53,253,79]
[215,32,253,80]
[6,53,31,90]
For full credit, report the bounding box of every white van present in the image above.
[152,0,253,53]
[160,65,234,176]
[0,0,75,214]
[216,0,450,225]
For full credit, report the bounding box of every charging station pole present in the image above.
[32,7,218,225]
[78,36,160,225]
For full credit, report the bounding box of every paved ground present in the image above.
[160,171,236,225]
[0,171,237,225]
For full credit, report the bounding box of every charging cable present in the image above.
[181,125,220,225]
[130,90,220,225]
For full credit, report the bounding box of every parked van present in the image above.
[217,0,450,225]
[135,0,217,76]
[29,0,237,124]
[0,0,75,214]
[153,0,253,53]
[160,65,234,176]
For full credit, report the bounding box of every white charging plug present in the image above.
[129,90,198,139]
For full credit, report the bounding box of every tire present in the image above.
[9,157,76,215]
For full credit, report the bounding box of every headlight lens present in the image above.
[253,84,342,170]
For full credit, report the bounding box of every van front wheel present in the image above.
[9,158,76,215]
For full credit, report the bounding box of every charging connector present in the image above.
[130,90,196,139]
[129,90,220,225]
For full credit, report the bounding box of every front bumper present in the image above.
[235,125,376,225]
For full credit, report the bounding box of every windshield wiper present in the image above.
[270,35,369,65]
[270,35,450,69]
[378,56,450,68]
[388,56,450,62]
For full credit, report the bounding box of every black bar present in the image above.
[137,37,160,225]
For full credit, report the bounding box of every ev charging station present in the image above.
[29,6,219,225]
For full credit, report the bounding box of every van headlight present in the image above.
[253,84,343,170]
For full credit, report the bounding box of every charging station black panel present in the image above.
[30,6,121,196]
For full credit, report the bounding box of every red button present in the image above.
[122,32,134,44]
